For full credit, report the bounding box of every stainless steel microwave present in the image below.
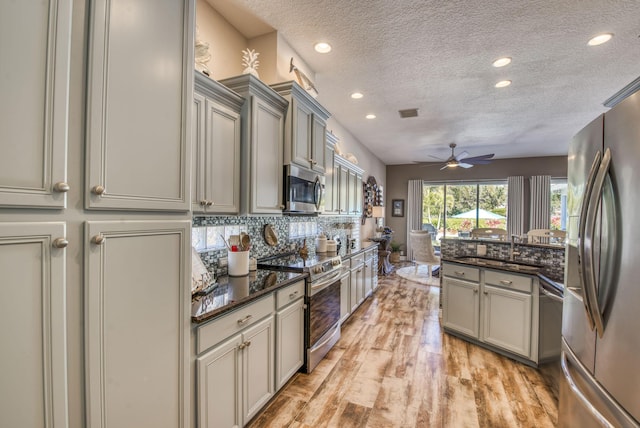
[283,164,324,215]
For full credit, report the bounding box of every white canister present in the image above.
[228,250,249,276]
[315,235,327,253]
[326,239,337,254]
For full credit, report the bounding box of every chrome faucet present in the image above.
[510,235,521,261]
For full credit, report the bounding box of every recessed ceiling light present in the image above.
[495,80,512,88]
[588,33,613,46]
[351,92,363,99]
[366,114,376,119]
[492,57,512,67]
[314,42,332,53]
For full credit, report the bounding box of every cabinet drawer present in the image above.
[364,249,375,261]
[350,253,365,268]
[443,263,480,282]
[276,280,305,309]
[197,294,274,354]
[484,269,532,293]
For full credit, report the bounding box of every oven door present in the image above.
[307,271,341,372]
[284,164,325,214]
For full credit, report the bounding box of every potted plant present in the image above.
[389,241,403,263]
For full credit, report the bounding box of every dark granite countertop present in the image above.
[191,268,307,324]
[442,256,564,290]
[340,242,378,260]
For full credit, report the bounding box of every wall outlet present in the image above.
[219,257,228,267]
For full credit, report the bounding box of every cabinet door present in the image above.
[338,166,349,215]
[85,0,193,211]
[85,220,191,428]
[0,0,72,208]
[251,97,284,213]
[349,269,359,312]
[243,316,275,423]
[276,299,305,390]
[0,222,68,427]
[347,169,358,214]
[442,278,480,338]
[482,285,532,357]
[323,143,338,214]
[364,256,373,297]
[311,115,326,173]
[205,99,241,213]
[355,173,363,214]
[192,92,207,212]
[340,273,351,323]
[290,98,312,168]
[197,334,243,428]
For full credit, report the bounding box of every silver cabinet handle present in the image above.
[279,205,285,209]
[483,291,488,295]
[92,185,106,196]
[289,291,299,299]
[244,340,251,347]
[237,314,252,325]
[238,342,246,350]
[474,289,478,294]
[92,235,105,245]
[52,238,68,248]
[454,271,465,276]
[500,280,513,285]
[53,182,70,193]
[207,201,214,206]
[199,200,208,206]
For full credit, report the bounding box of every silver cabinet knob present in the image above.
[92,235,105,245]
[92,185,106,196]
[53,182,70,193]
[199,200,208,206]
[207,201,214,206]
[279,205,285,210]
[52,238,68,248]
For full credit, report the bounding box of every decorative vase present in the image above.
[390,252,400,263]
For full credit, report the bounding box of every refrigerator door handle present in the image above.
[561,350,616,428]
[578,151,601,330]
[583,147,612,338]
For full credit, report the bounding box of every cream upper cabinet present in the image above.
[0,222,68,428]
[323,132,338,214]
[271,81,330,174]
[335,155,364,216]
[85,220,191,428]
[193,73,243,214]
[220,75,288,214]
[85,0,193,211]
[0,0,72,209]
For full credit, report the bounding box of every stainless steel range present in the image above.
[258,252,343,373]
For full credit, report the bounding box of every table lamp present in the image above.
[372,206,385,230]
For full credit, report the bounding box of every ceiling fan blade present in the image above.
[455,151,469,161]
[465,159,493,165]
[427,154,445,161]
[459,163,473,168]
[440,164,449,170]
[463,153,495,162]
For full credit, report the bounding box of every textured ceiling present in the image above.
[216,0,640,165]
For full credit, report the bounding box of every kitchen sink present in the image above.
[455,257,541,272]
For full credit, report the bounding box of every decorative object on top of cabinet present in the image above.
[219,74,288,214]
[241,48,260,78]
[195,26,211,76]
[0,0,72,209]
[345,153,359,165]
[362,176,378,224]
[271,81,330,174]
[192,72,244,214]
[289,57,318,97]
[85,0,193,211]
[263,224,278,246]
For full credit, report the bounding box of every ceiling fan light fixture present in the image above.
[492,57,512,67]
[314,42,332,53]
[588,33,613,46]
[351,92,363,99]
[495,80,512,88]
[366,114,376,119]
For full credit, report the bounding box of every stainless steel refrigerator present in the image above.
[560,90,640,427]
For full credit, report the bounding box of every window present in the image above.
[551,179,568,230]
[423,181,508,243]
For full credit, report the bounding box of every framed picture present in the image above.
[392,199,404,217]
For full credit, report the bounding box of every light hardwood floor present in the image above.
[248,268,560,428]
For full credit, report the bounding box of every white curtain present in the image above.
[406,180,423,260]
[530,175,551,230]
[507,176,525,237]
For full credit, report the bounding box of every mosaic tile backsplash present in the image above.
[193,215,361,276]
[440,238,566,282]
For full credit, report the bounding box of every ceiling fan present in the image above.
[420,143,495,170]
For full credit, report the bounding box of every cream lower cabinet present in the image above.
[275,281,305,389]
[364,249,376,298]
[481,285,532,357]
[85,220,191,428]
[196,295,277,428]
[339,269,351,323]
[442,276,480,339]
[350,254,366,311]
[0,222,68,427]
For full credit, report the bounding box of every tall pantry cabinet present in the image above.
[0,1,194,428]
